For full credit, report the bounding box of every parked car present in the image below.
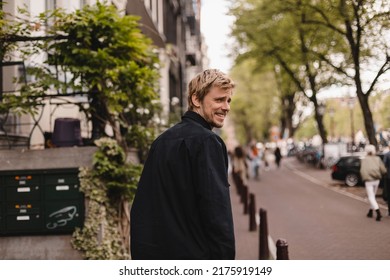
[331,153,385,187]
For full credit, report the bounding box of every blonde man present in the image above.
[131,69,235,259]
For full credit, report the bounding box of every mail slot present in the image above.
[6,185,41,201]
[44,183,81,200]
[43,173,79,185]
[6,210,43,233]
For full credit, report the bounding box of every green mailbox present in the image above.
[0,168,84,235]
[5,201,43,233]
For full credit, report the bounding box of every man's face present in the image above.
[195,86,232,128]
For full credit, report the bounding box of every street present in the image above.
[232,157,390,260]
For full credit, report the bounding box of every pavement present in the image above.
[230,156,389,260]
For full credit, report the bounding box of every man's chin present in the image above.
[212,121,224,129]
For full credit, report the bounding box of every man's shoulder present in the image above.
[154,120,216,143]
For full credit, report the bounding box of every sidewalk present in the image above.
[230,185,260,260]
[230,156,389,260]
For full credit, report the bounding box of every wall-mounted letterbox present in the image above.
[5,201,43,233]
[0,168,84,235]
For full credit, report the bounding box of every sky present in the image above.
[200,0,235,73]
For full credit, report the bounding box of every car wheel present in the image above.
[345,173,359,187]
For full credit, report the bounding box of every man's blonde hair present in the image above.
[187,69,235,111]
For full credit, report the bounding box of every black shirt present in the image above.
[130,111,235,259]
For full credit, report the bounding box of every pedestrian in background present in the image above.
[130,69,235,259]
[383,144,390,216]
[360,144,387,221]
[248,144,261,180]
[274,146,282,168]
[263,147,270,170]
[232,145,249,186]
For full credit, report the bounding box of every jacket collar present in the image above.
[182,111,212,131]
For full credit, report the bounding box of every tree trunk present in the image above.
[119,199,130,256]
[356,90,377,147]
[91,92,107,140]
[285,94,296,138]
[313,100,328,144]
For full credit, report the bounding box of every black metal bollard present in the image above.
[276,239,289,260]
[259,208,269,260]
[249,193,257,231]
[242,185,249,214]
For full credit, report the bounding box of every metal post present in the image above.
[259,208,269,260]
[249,193,256,231]
[276,239,289,260]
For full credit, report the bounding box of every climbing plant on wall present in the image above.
[72,138,142,259]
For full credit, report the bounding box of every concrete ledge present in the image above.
[0,235,83,260]
[0,146,97,171]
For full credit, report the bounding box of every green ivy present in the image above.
[71,138,142,259]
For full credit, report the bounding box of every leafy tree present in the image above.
[274,66,304,138]
[301,0,390,147]
[294,115,318,140]
[23,2,161,154]
[230,59,280,144]
[229,0,351,144]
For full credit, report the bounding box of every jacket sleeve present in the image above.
[196,135,235,260]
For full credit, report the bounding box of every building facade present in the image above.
[1,0,206,149]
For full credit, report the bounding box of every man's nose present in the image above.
[223,101,231,112]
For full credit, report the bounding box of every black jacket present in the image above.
[130,111,235,260]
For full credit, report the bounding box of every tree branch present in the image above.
[303,4,346,36]
[365,57,390,96]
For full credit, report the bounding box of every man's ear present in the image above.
[191,95,201,108]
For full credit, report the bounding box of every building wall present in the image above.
[2,0,205,147]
